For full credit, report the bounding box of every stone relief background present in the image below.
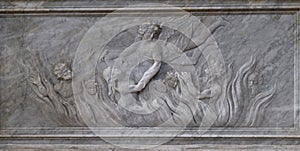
[0,14,295,129]
[1,0,300,149]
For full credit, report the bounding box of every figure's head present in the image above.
[248,72,259,86]
[138,23,162,40]
[163,72,178,88]
[53,62,72,80]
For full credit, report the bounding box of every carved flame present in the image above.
[215,57,277,127]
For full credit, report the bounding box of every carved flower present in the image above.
[53,62,72,80]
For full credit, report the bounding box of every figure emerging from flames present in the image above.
[128,23,163,93]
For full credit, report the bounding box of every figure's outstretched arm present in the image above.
[177,72,211,100]
[129,60,161,93]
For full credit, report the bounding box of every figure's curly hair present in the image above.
[137,23,162,40]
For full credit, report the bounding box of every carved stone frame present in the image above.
[0,1,300,150]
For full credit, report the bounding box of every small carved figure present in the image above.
[28,62,84,126]
[176,72,212,100]
[163,72,178,88]
[103,66,121,97]
[163,71,212,100]
[53,62,73,98]
[85,79,98,95]
[248,71,263,96]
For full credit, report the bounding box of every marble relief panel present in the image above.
[0,8,298,140]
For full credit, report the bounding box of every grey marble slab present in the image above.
[0,0,300,150]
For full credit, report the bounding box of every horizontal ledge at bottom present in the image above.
[0,6,299,14]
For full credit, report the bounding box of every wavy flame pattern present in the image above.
[216,57,277,127]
